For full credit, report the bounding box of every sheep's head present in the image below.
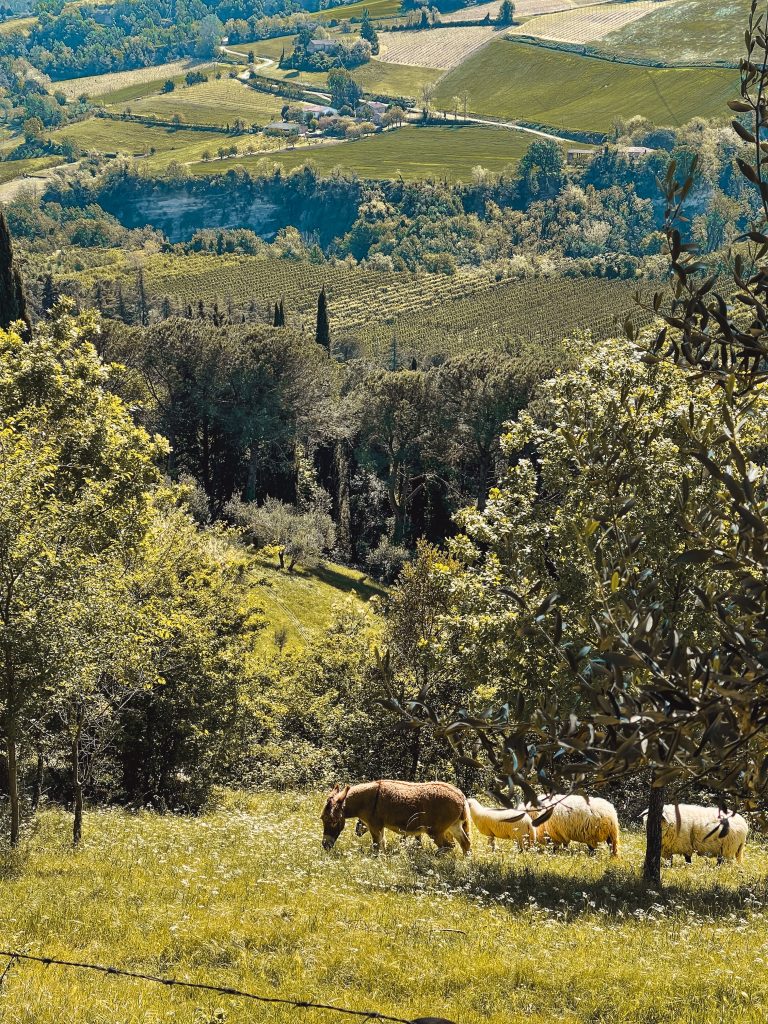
[321,784,350,850]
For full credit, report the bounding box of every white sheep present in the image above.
[467,798,536,851]
[531,794,620,857]
[656,804,748,864]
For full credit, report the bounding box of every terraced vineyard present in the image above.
[435,38,737,132]
[353,275,655,359]
[61,249,654,360]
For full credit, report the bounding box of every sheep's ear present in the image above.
[661,808,673,825]
[638,808,648,820]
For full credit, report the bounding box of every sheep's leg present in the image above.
[587,846,596,856]
[737,843,745,864]
[517,837,524,852]
[488,836,496,853]
[684,854,692,865]
[448,820,471,856]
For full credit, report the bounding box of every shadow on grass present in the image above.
[361,842,768,920]
[310,562,384,602]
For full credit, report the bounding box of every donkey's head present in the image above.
[321,784,350,850]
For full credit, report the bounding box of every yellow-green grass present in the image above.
[50,118,225,159]
[601,0,751,64]
[107,76,286,129]
[191,125,542,182]
[435,38,737,132]
[313,0,402,19]
[251,557,382,652]
[3,792,768,1024]
[231,34,297,61]
[0,14,34,34]
[352,58,441,98]
[0,155,60,185]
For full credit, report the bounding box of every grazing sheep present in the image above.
[467,799,536,851]
[656,804,748,864]
[532,794,620,857]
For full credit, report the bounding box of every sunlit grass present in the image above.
[1,790,767,1023]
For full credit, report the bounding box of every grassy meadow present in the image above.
[435,39,738,131]
[107,77,286,128]
[251,558,383,653]
[2,791,768,1024]
[600,0,752,63]
[50,119,227,162]
[191,125,542,182]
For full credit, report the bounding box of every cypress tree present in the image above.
[410,356,418,370]
[41,272,57,313]
[315,285,330,351]
[0,210,29,336]
[273,298,285,327]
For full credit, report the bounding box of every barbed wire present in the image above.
[0,949,455,1024]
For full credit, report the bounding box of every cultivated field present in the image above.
[440,0,615,22]
[50,119,226,161]
[107,77,287,129]
[3,793,768,1024]
[377,26,499,69]
[352,59,442,98]
[601,0,752,63]
[313,0,402,19]
[57,248,646,362]
[196,125,541,183]
[56,59,215,99]
[355,275,652,359]
[435,39,737,132]
[509,0,680,44]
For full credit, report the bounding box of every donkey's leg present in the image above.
[370,827,386,854]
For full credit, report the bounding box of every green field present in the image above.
[251,557,382,653]
[313,0,402,19]
[601,0,751,64]
[192,125,542,182]
[352,58,441,98]
[5,794,768,1024]
[435,39,738,132]
[0,154,60,185]
[50,118,227,161]
[107,76,286,128]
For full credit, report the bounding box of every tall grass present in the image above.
[1,790,767,1023]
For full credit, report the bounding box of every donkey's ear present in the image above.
[340,785,350,802]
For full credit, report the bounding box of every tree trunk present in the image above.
[71,720,83,847]
[409,728,421,781]
[31,751,44,814]
[334,440,353,562]
[643,781,665,887]
[6,732,18,847]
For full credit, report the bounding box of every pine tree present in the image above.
[0,210,29,336]
[198,298,205,319]
[315,285,330,351]
[41,273,57,313]
[116,281,128,322]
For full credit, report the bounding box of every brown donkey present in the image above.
[321,779,471,854]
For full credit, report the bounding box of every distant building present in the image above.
[304,103,338,117]
[307,38,339,53]
[265,121,308,135]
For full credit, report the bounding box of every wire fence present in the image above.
[0,949,456,1024]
